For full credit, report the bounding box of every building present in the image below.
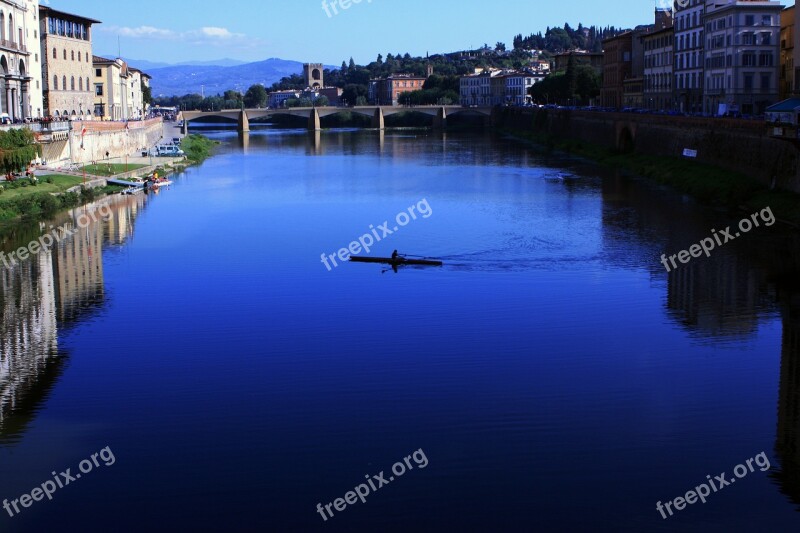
[92,56,148,120]
[780,5,795,99]
[0,0,44,120]
[702,0,782,116]
[268,90,300,108]
[40,5,99,119]
[459,69,503,107]
[504,71,543,105]
[674,0,705,114]
[372,74,427,106]
[623,26,654,108]
[602,31,633,109]
[554,50,604,75]
[644,26,675,111]
[304,63,323,89]
[317,86,342,106]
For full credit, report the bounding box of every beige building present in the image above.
[39,5,99,119]
[0,0,44,120]
[93,56,149,120]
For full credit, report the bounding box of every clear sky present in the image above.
[70,0,794,65]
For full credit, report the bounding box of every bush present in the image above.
[20,180,28,187]
[80,186,95,203]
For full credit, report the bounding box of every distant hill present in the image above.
[146,58,332,97]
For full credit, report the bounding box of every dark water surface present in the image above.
[2,129,800,532]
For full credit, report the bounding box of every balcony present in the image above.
[0,39,28,54]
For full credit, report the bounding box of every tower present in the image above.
[304,63,324,89]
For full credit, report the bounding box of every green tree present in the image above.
[244,84,268,108]
[141,81,152,106]
[564,54,577,101]
[0,128,41,176]
[341,84,368,106]
[223,90,243,108]
[315,95,329,107]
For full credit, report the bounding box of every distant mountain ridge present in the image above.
[137,58,336,97]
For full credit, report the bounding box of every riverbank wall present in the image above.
[494,108,800,193]
[39,118,164,165]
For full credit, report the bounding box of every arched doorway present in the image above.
[0,55,7,117]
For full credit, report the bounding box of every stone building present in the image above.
[92,57,149,120]
[780,5,795,99]
[39,5,98,119]
[0,0,44,120]
[702,0,782,116]
[643,26,674,111]
[674,0,705,114]
[601,31,633,109]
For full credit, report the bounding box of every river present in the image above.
[1,128,799,532]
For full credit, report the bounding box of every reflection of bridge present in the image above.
[180,106,494,133]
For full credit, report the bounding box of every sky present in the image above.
[69,0,795,66]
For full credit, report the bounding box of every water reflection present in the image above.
[0,194,147,444]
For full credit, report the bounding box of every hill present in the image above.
[147,58,331,97]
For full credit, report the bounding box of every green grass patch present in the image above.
[0,174,83,200]
[181,134,217,163]
[82,163,147,177]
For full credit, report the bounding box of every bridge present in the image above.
[179,106,494,133]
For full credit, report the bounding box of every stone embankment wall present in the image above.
[496,108,800,193]
[39,118,164,165]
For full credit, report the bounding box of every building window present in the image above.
[86,77,89,91]
[96,68,101,77]
[71,76,75,90]
[71,50,75,61]
[95,84,103,96]
[53,75,58,90]
[62,76,66,89]
[52,47,56,59]
[63,49,66,60]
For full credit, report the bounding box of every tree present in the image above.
[315,95,329,107]
[496,42,506,52]
[349,57,356,70]
[223,90,243,108]
[564,54,577,101]
[0,128,41,176]
[244,84,268,108]
[141,81,152,107]
[341,84,367,106]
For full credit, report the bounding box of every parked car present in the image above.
[0,113,11,125]
[157,145,185,157]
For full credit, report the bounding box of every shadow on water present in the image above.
[0,194,149,445]
[600,168,800,510]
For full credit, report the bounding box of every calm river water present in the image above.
[1,128,800,532]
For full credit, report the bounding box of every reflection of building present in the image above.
[775,296,800,504]
[39,5,99,120]
[0,195,146,442]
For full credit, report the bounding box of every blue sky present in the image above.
[71,0,794,65]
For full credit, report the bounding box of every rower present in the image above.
[392,250,399,261]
